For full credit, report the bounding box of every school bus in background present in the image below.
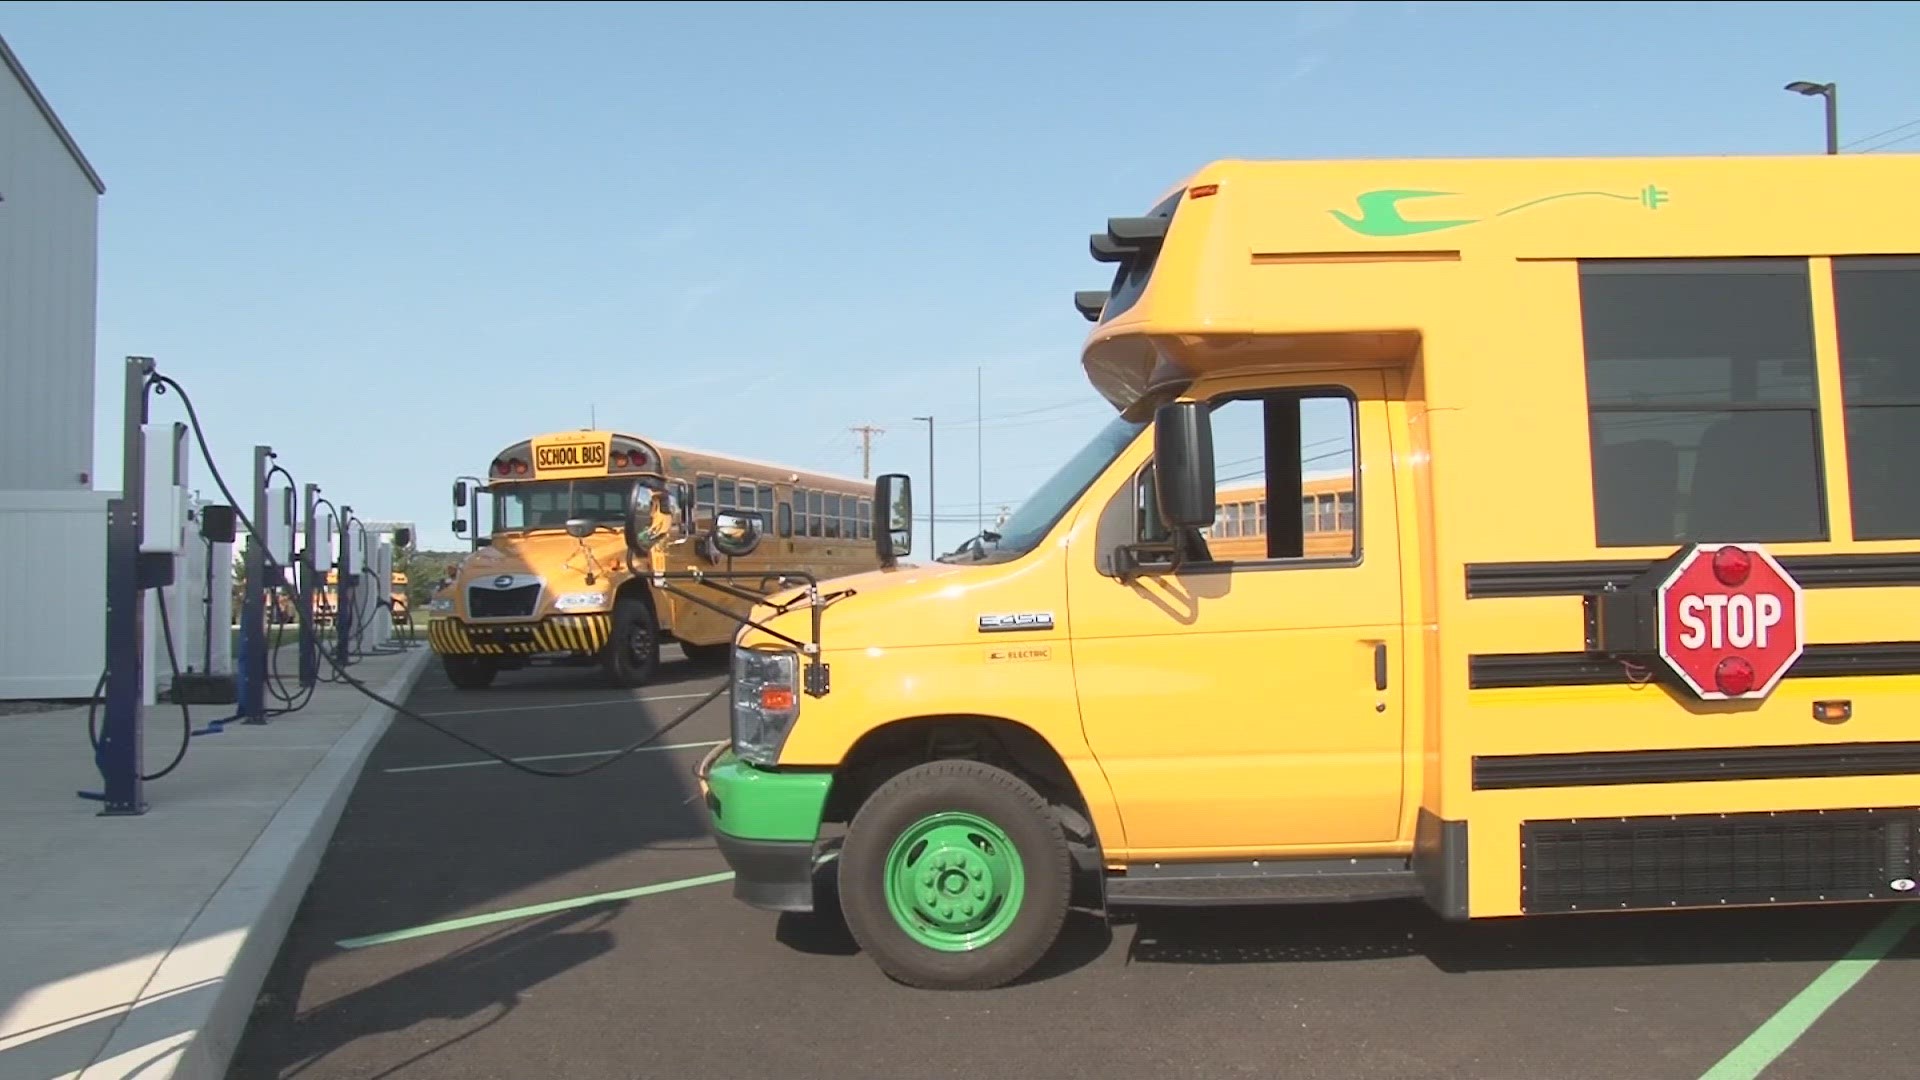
[675,152,1920,991]
[428,431,879,689]
[1207,476,1353,561]
[309,568,406,628]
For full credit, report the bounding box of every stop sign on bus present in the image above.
[1656,543,1805,700]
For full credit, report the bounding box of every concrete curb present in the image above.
[78,649,429,1080]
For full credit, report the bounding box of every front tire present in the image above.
[442,655,496,689]
[602,594,661,688]
[838,760,1072,990]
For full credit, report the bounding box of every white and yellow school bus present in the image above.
[672,152,1920,990]
[428,430,879,689]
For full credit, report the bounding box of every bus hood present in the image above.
[748,554,1066,653]
[453,531,630,587]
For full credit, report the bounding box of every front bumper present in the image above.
[427,613,612,657]
[701,749,834,914]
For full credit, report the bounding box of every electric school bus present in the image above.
[429,430,877,689]
[648,153,1920,991]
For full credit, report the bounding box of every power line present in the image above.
[1843,116,1920,151]
[1864,129,1920,153]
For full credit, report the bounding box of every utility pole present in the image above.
[912,415,934,556]
[850,424,884,479]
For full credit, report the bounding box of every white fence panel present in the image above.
[0,490,108,699]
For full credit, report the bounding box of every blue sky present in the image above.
[4,0,1918,551]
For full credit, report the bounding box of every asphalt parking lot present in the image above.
[230,650,1920,1080]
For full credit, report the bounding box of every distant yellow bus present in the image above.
[429,429,880,689]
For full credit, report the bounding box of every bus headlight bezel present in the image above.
[732,646,800,767]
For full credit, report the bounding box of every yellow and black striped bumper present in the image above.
[428,614,613,657]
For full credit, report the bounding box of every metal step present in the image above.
[1104,857,1424,908]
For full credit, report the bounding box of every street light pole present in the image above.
[912,415,934,556]
[1785,80,1838,154]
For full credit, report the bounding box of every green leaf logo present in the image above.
[1331,185,1670,237]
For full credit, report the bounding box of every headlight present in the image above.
[732,647,799,766]
[553,591,609,611]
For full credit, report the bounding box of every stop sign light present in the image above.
[1593,542,1806,701]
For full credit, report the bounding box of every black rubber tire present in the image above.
[838,760,1072,991]
[442,655,496,689]
[678,640,732,665]
[602,594,661,688]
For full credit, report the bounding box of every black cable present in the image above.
[147,370,728,779]
[85,587,194,781]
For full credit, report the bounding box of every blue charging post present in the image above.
[333,506,353,671]
[95,356,154,815]
[299,483,320,689]
[240,445,271,725]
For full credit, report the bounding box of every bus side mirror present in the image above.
[565,518,596,539]
[711,512,763,558]
[1153,400,1215,530]
[875,473,911,566]
[453,481,468,509]
[394,527,412,549]
[452,518,467,536]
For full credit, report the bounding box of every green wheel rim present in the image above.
[882,810,1024,952]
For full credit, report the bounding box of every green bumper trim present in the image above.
[706,751,833,843]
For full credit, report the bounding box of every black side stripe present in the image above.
[1466,552,1920,599]
[1475,740,1920,790]
[1469,642,1920,689]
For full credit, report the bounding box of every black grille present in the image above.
[1521,809,1919,914]
[467,584,539,619]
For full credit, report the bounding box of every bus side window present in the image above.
[738,480,756,515]
[718,477,737,511]
[1201,390,1357,563]
[759,486,776,533]
[696,474,715,521]
[793,487,808,537]
[824,493,842,539]
[807,490,824,537]
[777,501,793,539]
[857,498,872,540]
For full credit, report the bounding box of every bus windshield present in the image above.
[939,412,1148,564]
[492,479,630,533]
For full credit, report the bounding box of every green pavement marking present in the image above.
[1699,903,1920,1080]
[335,871,737,950]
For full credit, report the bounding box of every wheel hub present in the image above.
[883,811,1024,950]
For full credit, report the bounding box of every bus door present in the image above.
[1067,370,1408,854]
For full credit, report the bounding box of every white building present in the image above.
[1,33,102,490]
[0,34,107,698]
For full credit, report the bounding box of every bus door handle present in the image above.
[1373,642,1387,691]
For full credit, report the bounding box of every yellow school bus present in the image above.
[666,152,1920,990]
[428,430,878,689]
[1207,476,1353,561]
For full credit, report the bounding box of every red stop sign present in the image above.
[1656,543,1805,700]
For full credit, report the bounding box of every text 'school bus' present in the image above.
[427,431,879,689]
[674,152,1920,990]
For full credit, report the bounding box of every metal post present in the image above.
[1825,86,1839,155]
[299,483,319,688]
[913,415,935,556]
[95,356,153,814]
[334,506,353,670]
[241,446,271,724]
[976,366,983,535]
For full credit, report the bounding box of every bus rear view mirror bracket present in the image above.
[564,517,597,540]
[1110,400,1214,584]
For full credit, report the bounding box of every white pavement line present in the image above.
[383,739,727,774]
[414,689,719,719]
[76,650,430,1080]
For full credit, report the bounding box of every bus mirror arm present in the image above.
[642,567,837,697]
